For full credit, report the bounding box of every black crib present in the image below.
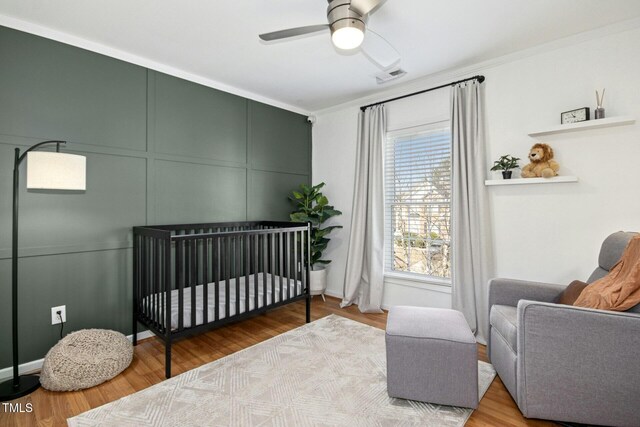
[132,221,311,378]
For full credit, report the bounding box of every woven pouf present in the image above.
[40,329,133,391]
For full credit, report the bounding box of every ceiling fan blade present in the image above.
[349,0,383,16]
[259,24,329,41]
[361,29,401,70]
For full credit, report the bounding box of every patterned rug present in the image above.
[68,315,495,427]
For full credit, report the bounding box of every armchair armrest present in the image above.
[516,300,640,426]
[488,278,565,309]
[487,278,566,360]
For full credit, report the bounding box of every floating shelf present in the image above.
[528,116,635,137]
[485,176,578,186]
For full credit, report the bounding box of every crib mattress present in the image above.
[142,273,303,330]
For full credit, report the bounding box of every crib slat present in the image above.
[245,234,250,314]
[262,234,267,308]
[250,233,256,309]
[185,232,190,286]
[296,231,307,298]
[153,237,162,326]
[155,238,160,327]
[177,240,184,331]
[140,236,145,322]
[293,231,297,298]
[139,236,144,319]
[293,231,298,298]
[191,239,197,329]
[164,239,171,335]
[151,238,156,327]
[214,237,220,322]
[139,236,144,323]
[235,236,241,317]
[143,236,147,323]
[159,239,163,326]
[145,237,150,323]
[159,240,163,333]
[270,233,276,302]
[225,237,231,319]
[285,232,291,301]
[278,233,284,301]
[203,238,208,325]
[294,232,299,297]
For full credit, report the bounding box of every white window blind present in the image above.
[384,123,452,280]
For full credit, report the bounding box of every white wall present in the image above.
[312,25,640,308]
[311,107,359,300]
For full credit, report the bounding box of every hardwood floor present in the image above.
[0,296,557,427]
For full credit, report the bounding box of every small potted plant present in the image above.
[289,183,342,299]
[490,154,521,179]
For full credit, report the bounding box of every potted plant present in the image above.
[289,183,342,299]
[490,154,521,179]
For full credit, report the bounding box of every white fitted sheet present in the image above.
[143,273,303,330]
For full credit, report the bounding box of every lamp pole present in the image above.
[0,141,66,401]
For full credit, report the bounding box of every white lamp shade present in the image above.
[26,151,86,190]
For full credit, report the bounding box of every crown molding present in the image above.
[0,14,311,116]
[313,16,640,115]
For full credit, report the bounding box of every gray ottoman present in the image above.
[385,306,478,408]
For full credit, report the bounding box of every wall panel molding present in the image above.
[0,25,311,368]
[0,241,132,260]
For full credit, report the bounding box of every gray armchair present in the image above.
[487,232,640,427]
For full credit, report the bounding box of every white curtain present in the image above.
[451,81,494,344]
[341,105,386,313]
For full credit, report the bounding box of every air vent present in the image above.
[375,68,407,84]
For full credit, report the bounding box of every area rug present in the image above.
[68,314,495,427]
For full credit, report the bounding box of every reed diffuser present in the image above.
[595,89,606,119]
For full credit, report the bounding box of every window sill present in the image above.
[384,272,452,294]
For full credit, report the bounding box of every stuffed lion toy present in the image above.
[521,143,559,178]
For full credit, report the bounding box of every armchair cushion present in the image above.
[516,300,640,426]
[487,278,565,360]
[489,305,517,352]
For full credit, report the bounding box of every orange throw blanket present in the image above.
[574,235,640,311]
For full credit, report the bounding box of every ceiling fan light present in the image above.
[331,26,365,50]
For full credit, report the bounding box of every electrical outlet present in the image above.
[51,305,66,325]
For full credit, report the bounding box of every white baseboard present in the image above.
[129,330,155,342]
[322,289,396,311]
[0,329,156,381]
[0,358,45,381]
[323,289,343,299]
[322,289,397,312]
[321,289,391,311]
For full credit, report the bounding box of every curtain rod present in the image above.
[359,75,485,112]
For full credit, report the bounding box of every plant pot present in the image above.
[502,171,513,179]
[309,267,327,297]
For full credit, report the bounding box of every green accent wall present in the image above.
[0,26,311,368]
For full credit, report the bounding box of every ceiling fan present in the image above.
[259,0,401,70]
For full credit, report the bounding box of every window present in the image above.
[384,122,452,281]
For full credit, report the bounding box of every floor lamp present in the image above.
[0,141,86,401]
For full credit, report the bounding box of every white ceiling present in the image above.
[1,0,640,112]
